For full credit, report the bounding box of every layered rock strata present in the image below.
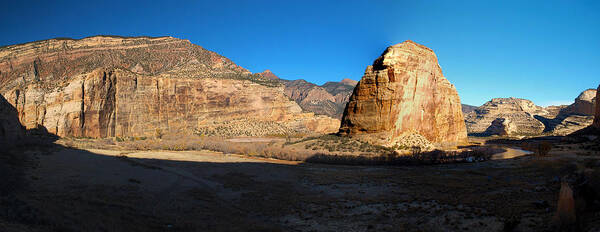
[339,40,468,148]
[465,98,547,135]
[0,36,339,138]
[466,89,597,136]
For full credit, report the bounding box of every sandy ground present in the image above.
[5,143,598,232]
[490,147,533,160]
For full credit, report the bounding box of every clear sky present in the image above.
[1,0,599,106]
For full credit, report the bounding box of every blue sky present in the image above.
[1,0,599,106]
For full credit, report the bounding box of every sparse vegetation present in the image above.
[62,134,502,165]
[520,141,553,156]
[155,129,164,139]
[306,147,498,165]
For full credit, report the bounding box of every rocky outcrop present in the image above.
[0,36,340,138]
[559,89,597,116]
[484,118,515,136]
[595,85,600,128]
[339,40,467,148]
[465,98,547,135]
[282,78,356,119]
[257,69,279,80]
[461,104,477,114]
[466,89,597,136]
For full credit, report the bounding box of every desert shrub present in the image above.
[155,129,164,139]
[520,141,552,156]
[305,148,497,166]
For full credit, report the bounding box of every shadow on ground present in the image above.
[2,94,600,231]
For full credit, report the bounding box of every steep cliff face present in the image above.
[559,89,597,116]
[0,36,339,138]
[339,40,467,147]
[282,78,356,119]
[595,85,600,128]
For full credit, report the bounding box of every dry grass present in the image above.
[520,141,553,156]
[61,134,504,166]
[306,147,501,165]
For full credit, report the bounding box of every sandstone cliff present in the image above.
[559,89,597,116]
[465,98,547,135]
[0,36,339,138]
[282,78,356,119]
[466,89,597,136]
[339,40,468,148]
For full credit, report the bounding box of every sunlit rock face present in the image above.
[465,89,597,136]
[339,40,467,148]
[466,98,547,135]
[559,89,597,116]
[595,85,600,128]
[0,36,339,138]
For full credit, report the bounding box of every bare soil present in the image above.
[1,138,599,232]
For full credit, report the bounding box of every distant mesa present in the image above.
[465,88,597,136]
[465,98,547,135]
[339,40,468,148]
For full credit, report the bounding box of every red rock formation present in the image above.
[258,69,280,80]
[339,40,467,147]
[340,78,358,86]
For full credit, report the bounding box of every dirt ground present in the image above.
[1,138,600,232]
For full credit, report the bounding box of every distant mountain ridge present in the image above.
[465,89,597,136]
[461,104,477,114]
[255,69,357,119]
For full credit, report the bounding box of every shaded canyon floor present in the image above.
[2,137,600,231]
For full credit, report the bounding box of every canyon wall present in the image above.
[0,36,339,138]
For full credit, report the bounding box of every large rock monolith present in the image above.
[339,40,467,148]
